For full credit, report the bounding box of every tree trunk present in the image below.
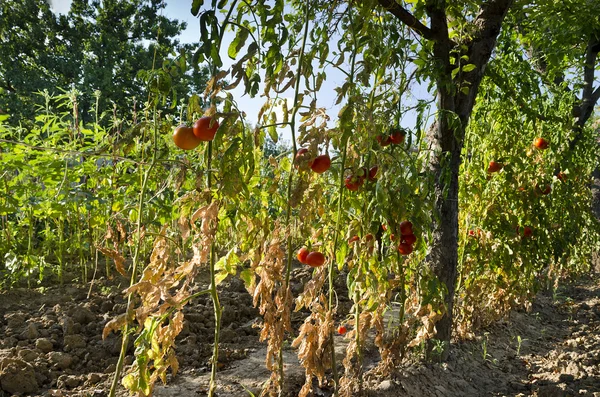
[425,120,462,360]
[423,0,513,361]
[592,164,600,272]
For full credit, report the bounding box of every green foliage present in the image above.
[0,0,209,125]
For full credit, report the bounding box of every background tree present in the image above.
[0,0,67,119]
[507,0,600,267]
[0,0,209,125]
[377,0,514,358]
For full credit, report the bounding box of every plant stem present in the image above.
[278,0,311,393]
[355,288,362,394]
[108,111,158,397]
[204,1,238,392]
[206,139,223,397]
[328,141,348,395]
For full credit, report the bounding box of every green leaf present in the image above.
[268,112,278,143]
[191,0,203,16]
[462,64,476,72]
[240,268,254,288]
[228,27,249,59]
[451,67,460,80]
[336,244,348,271]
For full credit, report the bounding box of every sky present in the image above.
[48,0,433,144]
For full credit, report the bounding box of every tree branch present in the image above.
[0,79,16,93]
[578,38,600,127]
[455,0,514,118]
[592,85,600,108]
[377,0,436,40]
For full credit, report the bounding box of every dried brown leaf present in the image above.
[96,246,128,277]
[102,313,127,340]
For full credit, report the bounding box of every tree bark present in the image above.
[423,0,513,360]
[593,153,600,272]
[379,0,513,361]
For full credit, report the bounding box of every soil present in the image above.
[1,270,599,397]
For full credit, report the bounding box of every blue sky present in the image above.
[49,0,433,143]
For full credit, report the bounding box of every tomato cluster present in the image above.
[294,148,331,174]
[297,247,326,267]
[344,165,378,191]
[376,127,406,147]
[397,220,417,255]
[172,116,220,150]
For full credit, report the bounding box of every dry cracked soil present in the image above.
[1,269,600,397]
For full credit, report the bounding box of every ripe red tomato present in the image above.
[398,243,413,255]
[338,325,347,335]
[297,247,309,264]
[557,172,567,182]
[368,166,378,181]
[523,226,533,238]
[294,148,310,168]
[402,233,417,245]
[541,185,552,195]
[390,233,396,241]
[533,137,549,150]
[305,251,326,267]
[377,135,392,147]
[487,161,503,173]
[389,128,406,144]
[345,174,364,191]
[296,147,309,158]
[173,125,201,150]
[468,230,476,237]
[310,154,331,174]
[193,117,219,141]
[348,235,360,244]
[399,221,413,236]
[364,234,374,242]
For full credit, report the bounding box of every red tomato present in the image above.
[389,128,406,144]
[557,172,567,182]
[523,226,533,238]
[296,147,309,158]
[193,117,219,141]
[297,247,309,264]
[345,174,364,191]
[541,185,552,195]
[377,135,392,147]
[533,137,549,150]
[348,235,360,244]
[402,233,417,245]
[305,251,326,267]
[364,234,374,242]
[468,230,476,237]
[310,154,331,174]
[487,161,503,173]
[338,326,347,335]
[368,166,378,181]
[173,125,201,150]
[399,221,413,236]
[294,148,310,168]
[398,243,413,255]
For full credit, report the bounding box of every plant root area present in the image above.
[1,272,600,397]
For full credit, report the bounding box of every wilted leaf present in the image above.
[103,313,128,340]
